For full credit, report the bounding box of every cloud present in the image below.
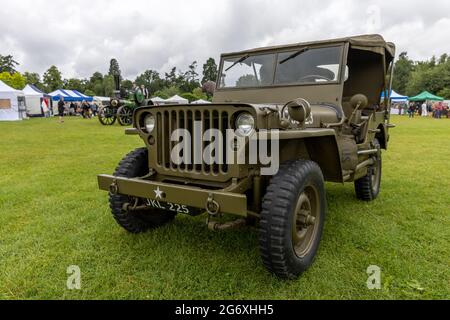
[1,0,449,80]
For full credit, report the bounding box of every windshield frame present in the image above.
[217,44,345,91]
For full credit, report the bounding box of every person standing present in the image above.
[421,102,428,117]
[140,85,149,99]
[42,99,50,118]
[408,103,415,118]
[58,97,65,123]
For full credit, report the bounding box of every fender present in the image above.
[279,129,343,182]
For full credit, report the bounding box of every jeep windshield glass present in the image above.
[275,46,342,85]
[220,54,276,88]
[219,46,343,88]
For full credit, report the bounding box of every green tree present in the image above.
[0,72,26,89]
[0,54,19,74]
[102,75,115,97]
[164,67,179,87]
[43,66,63,92]
[392,52,414,95]
[84,89,96,97]
[153,86,181,99]
[23,72,46,91]
[192,87,207,100]
[179,61,200,93]
[120,79,133,97]
[86,72,104,96]
[405,56,450,97]
[23,72,40,85]
[202,58,218,84]
[135,70,164,95]
[64,78,87,92]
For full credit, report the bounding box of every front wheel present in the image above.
[98,106,117,125]
[354,139,382,201]
[260,160,326,279]
[109,148,176,233]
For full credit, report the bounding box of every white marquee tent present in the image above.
[191,99,211,104]
[23,84,47,116]
[0,80,27,121]
[151,97,166,103]
[165,95,189,105]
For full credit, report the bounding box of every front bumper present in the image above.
[97,175,248,216]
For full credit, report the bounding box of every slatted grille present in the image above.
[156,108,230,176]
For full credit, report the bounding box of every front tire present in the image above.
[354,139,382,201]
[109,148,176,233]
[260,160,326,279]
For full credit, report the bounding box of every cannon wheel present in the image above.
[117,106,133,126]
[98,106,117,126]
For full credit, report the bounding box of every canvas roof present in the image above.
[0,80,24,94]
[222,34,395,60]
[409,91,444,101]
[23,84,45,96]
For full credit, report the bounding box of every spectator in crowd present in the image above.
[58,97,65,123]
[69,102,76,116]
[421,102,428,117]
[81,100,91,119]
[42,99,50,118]
[435,102,443,119]
[91,102,99,117]
[408,103,416,118]
[76,102,82,115]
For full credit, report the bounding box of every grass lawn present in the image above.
[0,115,449,300]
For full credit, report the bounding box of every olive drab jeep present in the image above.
[98,34,396,279]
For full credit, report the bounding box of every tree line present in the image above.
[0,54,218,102]
[2,51,449,101]
[392,52,450,99]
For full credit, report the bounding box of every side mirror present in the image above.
[350,94,368,109]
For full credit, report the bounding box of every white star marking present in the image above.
[154,187,164,200]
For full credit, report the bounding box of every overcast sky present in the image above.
[1,0,449,80]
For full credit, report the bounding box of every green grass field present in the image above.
[0,115,448,300]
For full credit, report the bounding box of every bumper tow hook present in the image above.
[109,179,119,195]
[206,193,220,216]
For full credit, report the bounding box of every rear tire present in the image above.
[109,148,176,233]
[354,139,382,201]
[260,160,326,279]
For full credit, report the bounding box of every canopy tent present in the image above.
[165,95,189,105]
[191,99,212,104]
[381,90,408,102]
[23,84,51,116]
[408,91,444,102]
[93,96,111,104]
[150,97,166,103]
[0,80,27,121]
[48,89,93,102]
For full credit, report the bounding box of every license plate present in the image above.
[145,199,201,216]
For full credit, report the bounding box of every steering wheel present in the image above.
[298,74,333,82]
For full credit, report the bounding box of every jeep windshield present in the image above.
[219,46,343,88]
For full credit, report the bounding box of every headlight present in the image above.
[235,113,255,137]
[111,99,119,107]
[144,114,156,133]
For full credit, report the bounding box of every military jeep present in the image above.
[98,34,396,279]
